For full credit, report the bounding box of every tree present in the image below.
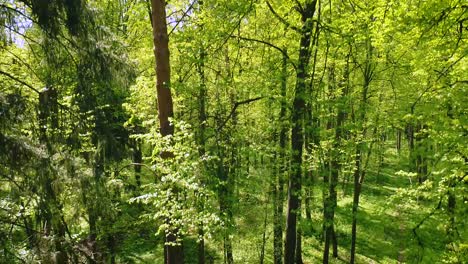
[150,0,182,263]
[281,1,318,263]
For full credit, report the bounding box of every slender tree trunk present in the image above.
[396,129,401,153]
[349,147,361,264]
[284,2,318,263]
[323,49,350,262]
[260,199,268,264]
[195,9,207,262]
[350,40,374,263]
[295,199,303,264]
[151,0,174,138]
[38,89,68,263]
[273,52,288,264]
[133,139,142,188]
[331,226,338,258]
[219,163,234,264]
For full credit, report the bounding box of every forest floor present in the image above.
[131,147,450,263]
[225,147,417,264]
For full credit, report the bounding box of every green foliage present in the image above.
[0,0,466,263]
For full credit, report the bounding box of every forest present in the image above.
[0,0,467,263]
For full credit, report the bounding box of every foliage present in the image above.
[0,0,466,263]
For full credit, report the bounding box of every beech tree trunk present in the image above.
[323,50,349,262]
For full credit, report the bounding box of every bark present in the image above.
[273,53,288,264]
[284,1,317,263]
[195,7,207,262]
[295,199,303,264]
[133,140,142,188]
[350,41,373,263]
[396,129,401,153]
[260,201,268,264]
[447,190,456,238]
[150,1,181,263]
[349,147,361,264]
[219,163,234,264]
[151,0,174,138]
[38,88,68,263]
[323,51,349,262]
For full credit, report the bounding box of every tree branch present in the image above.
[231,35,297,70]
[266,1,301,33]
[168,0,198,36]
[218,96,264,131]
[0,70,40,94]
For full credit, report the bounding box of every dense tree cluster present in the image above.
[0,0,466,263]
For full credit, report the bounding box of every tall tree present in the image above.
[282,0,318,263]
[150,0,181,263]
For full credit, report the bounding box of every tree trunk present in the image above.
[273,52,288,264]
[133,140,142,188]
[195,9,207,263]
[151,0,174,138]
[284,1,317,263]
[150,1,181,263]
[38,88,68,263]
[323,50,349,262]
[295,199,303,264]
[350,40,373,264]
[349,154,361,264]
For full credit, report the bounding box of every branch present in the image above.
[231,35,297,70]
[0,4,32,21]
[412,198,442,252]
[218,96,264,131]
[118,162,158,178]
[168,0,198,36]
[294,0,304,14]
[0,70,40,94]
[266,1,301,33]
[411,53,467,111]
